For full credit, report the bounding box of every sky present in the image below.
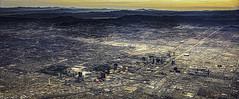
[0,0,238,10]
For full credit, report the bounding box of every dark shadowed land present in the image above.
[0,7,239,98]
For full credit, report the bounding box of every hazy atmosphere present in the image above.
[0,0,238,10]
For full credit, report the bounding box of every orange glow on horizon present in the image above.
[1,0,238,11]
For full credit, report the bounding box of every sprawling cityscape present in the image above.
[0,7,239,98]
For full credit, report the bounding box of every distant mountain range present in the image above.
[0,7,238,27]
[0,7,238,16]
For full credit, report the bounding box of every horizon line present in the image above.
[0,6,238,11]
